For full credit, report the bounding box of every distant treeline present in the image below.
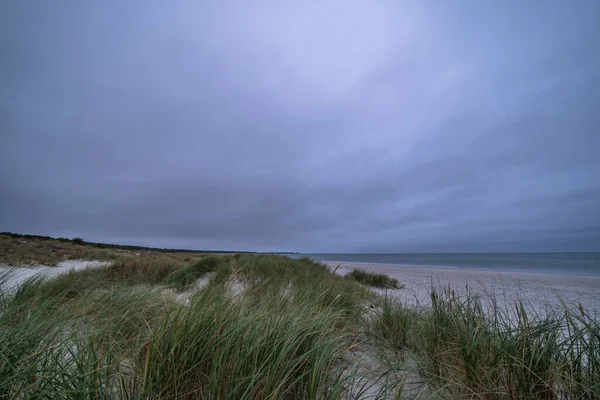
[1,232,297,255]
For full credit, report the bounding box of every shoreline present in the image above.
[324,261,600,316]
[320,259,600,277]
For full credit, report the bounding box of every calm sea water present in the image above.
[294,253,600,275]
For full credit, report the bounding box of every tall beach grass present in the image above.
[1,250,598,399]
[345,268,402,289]
[370,286,600,399]
[0,255,380,399]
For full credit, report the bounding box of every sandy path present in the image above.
[0,260,111,291]
[327,261,600,318]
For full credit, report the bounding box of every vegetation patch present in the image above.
[0,253,382,398]
[345,268,402,289]
[1,236,598,398]
[166,255,232,290]
[369,287,600,398]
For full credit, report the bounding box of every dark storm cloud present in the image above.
[1,0,599,252]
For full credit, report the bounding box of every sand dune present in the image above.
[0,260,111,291]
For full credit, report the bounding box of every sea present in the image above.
[292,253,600,276]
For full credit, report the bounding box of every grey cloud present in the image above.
[1,0,599,252]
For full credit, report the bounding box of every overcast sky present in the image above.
[1,1,599,252]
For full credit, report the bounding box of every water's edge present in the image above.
[291,253,600,276]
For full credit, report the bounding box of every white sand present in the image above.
[0,260,111,292]
[327,262,600,318]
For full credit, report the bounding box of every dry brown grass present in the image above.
[0,234,205,267]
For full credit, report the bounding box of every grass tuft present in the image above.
[166,255,232,290]
[370,286,600,398]
[345,268,402,289]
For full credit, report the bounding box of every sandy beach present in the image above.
[0,260,111,292]
[327,261,600,318]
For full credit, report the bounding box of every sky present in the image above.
[1,1,599,252]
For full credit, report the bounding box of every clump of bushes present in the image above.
[345,268,402,289]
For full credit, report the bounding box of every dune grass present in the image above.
[139,289,356,399]
[0,255,381,399]
[1,246,598,399]
[345,268,402,289]
[370,287,600,399]
[0,233,118,266]
[0,233,203,267]
[166,255,231,290]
